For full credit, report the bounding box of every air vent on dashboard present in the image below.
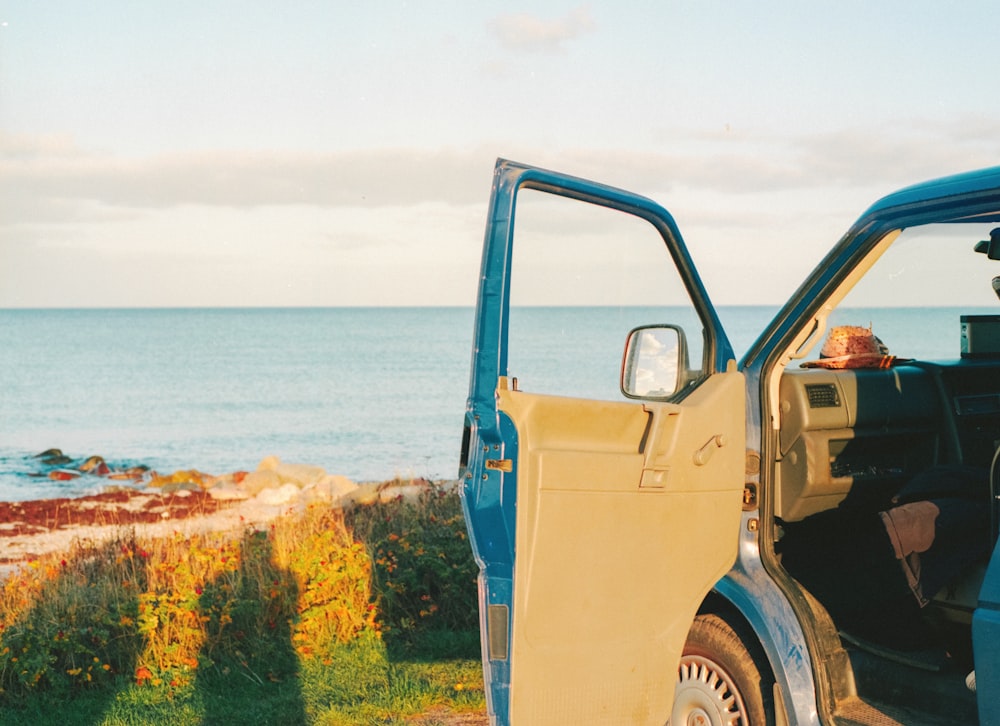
[805,383,840,408]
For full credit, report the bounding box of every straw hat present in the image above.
[802,325,897,369]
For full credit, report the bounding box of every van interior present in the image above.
[769,224,1000,724]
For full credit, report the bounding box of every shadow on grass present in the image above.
[194,528,306,726]
[0,528,310,726]
[342,483,482,665]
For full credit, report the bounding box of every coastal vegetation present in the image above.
[0,480,485,725]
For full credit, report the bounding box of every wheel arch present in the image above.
[696,590,776,682]
[694,578,823,726]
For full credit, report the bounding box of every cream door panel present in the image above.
[499,369,745,725]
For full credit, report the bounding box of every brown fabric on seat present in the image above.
[880,500,941,605]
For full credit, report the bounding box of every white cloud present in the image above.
[3,119,996,248]
[488,6,595,53]
[0,143,497,226]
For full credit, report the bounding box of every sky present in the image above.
[2,1,999,308]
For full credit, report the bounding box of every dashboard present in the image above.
[776,359,1000,521]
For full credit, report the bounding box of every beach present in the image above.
[0,453,448,573]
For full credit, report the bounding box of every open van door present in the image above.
[460,160,747,725]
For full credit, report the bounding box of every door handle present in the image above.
[693,435,726,466]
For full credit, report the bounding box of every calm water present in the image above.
[0,305,985,500]
[0,308,477,500]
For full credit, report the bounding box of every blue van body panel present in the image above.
[715,521,822,726]
[973,538,1000,726]
[462,160,1000,725]
[460,410,518,725]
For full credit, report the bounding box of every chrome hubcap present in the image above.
[672,654,748,726]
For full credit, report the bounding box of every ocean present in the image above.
[0,305,986,501]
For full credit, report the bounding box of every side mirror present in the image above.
[621,325,687,399]
[975,228,1000,260]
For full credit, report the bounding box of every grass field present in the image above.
[0,482,487,725]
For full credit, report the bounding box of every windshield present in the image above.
[803,222,1000,363]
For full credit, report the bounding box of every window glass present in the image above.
[506,189,706,400]
[828,223,1000,361]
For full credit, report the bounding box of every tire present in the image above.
[671,613,775,726]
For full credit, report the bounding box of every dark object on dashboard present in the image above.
[961,315,1000,357]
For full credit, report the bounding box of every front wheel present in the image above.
[671,613,775,726]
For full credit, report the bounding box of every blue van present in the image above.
[460,160,1000,725]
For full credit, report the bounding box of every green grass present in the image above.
[1,638,484,725]
[1,659,484,725]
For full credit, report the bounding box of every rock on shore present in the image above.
[1,455,451,570]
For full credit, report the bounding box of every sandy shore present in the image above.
[0,487,304,569]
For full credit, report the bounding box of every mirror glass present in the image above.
[622,325,683,398]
